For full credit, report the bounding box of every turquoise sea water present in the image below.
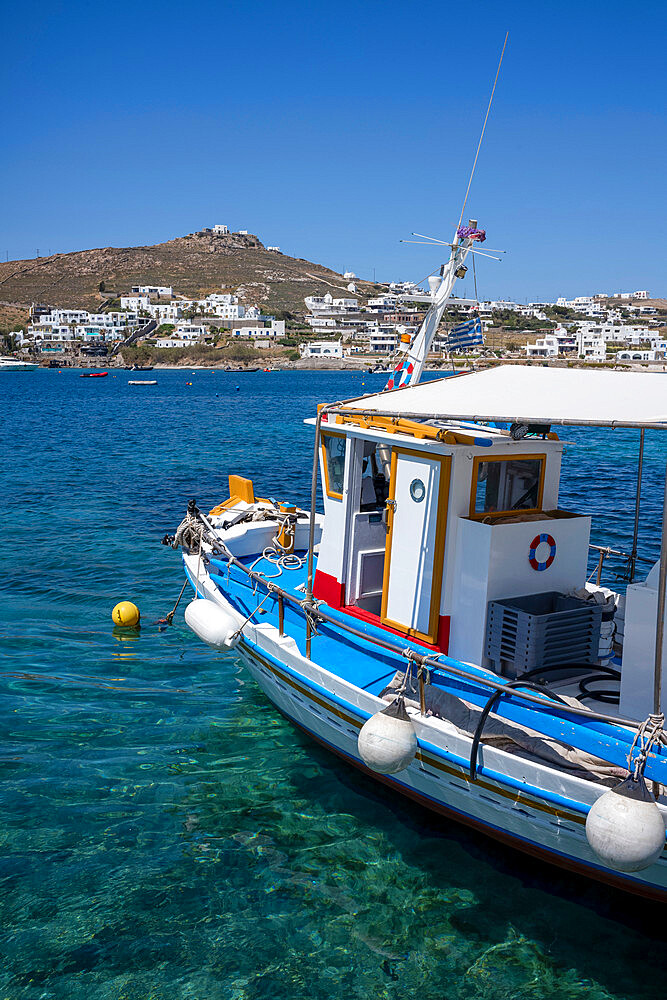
[1,368,666,1000]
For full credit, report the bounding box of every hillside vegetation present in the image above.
[0,230,376,314]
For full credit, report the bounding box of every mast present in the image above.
[384,221,485,390]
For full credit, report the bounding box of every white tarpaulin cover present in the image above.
[341,365,667,428]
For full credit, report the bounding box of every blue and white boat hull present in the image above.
[183,551,667,902]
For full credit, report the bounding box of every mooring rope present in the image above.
[628,713,666,779]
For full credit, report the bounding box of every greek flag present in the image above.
[447,316,484,350]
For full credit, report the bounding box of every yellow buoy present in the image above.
[112,601,140,627]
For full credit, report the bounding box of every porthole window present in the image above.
[410,478,426,503]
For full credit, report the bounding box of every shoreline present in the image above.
[28,359,667,375]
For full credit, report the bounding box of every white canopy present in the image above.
[340,366,667,429]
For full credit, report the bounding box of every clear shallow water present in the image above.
[1,368,666,999]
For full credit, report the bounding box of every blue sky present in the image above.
[2,0,666,300]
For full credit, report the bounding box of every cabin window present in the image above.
[471,455,545,516]
[360,441,391,512]
[322,432,346,499]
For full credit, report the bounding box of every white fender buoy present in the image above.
[184,599,243,650]
[585,775,666,873]
[357,697,417,774]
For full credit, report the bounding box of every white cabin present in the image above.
[308,366,667,720]
[311,411,586,667]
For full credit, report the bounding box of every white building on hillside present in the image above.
[75,325,125,343]
[120,295,150,311]
[305,294,359,314]
[576,330,606,361]
[231,320,285,340]
[131,285,173,297]
[155,338,191,349]
[556,296,603,315]
[388,281,424,296]
[617,348,665,361]
[367,294,399,312]
[300,340,343,359]
[525,334,559,359]
[368,330,399,353]
[489,301,519,312]
[172,323,206,340]
[151,302,185,323]
[524,324,575,357]
[575,322,655,344]
[20,325,76,345]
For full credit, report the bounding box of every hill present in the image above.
[0,230,376,314]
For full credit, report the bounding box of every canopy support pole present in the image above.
[653,461,667,717]
[306,408,325,603]
[629,428,644,582]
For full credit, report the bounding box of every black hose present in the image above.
[515,663,622,706]
[578,671,621,705]
[469,680,568,782]
[519,663,616,681]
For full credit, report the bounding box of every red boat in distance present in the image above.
[80,372,108,378]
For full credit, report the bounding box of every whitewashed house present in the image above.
[155,338,191,349]
[131,285,173,297]
[576,330,607,361]
[617,348,665,362]
[230,320,285,340]
[21,325,75,345]
[575,322,655,345]
[172,323,206,341]
[525,334,559,359]
[368,330,399,353]
[150,302,185,323]
[367,294,399,312]
[120,295,150,311]
[300,340,343,359]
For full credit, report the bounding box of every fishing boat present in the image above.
[0,356,38,371]
[167,218,667,902]
[80,371,108,378]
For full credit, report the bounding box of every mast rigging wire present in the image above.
[456,31,509,231]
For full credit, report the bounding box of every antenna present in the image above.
[400,239,503,262]
[456,31,509,231]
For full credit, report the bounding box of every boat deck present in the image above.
[213,549,426,697]
[216,551,623,716]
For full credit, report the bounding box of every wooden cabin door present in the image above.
[381,449,450,644]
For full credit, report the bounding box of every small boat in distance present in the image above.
[129,365,154,371]
[80,372,108,378]
[0,356,39,372]
[128,379,157,385]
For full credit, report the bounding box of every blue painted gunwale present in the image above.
[199,554,667,786]
[181,560,667,892]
